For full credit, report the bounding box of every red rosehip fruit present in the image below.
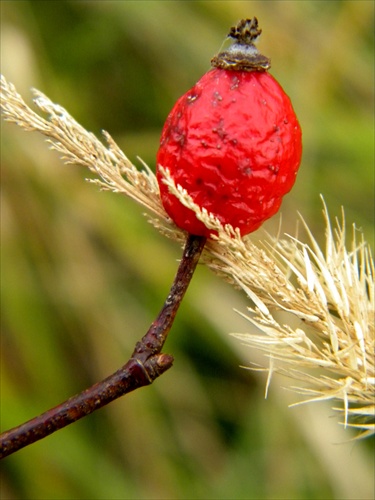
[157,18,302,237]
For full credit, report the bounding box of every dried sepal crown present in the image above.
[211,17,271,72]
[229,17,262,44]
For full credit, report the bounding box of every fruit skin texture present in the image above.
[157,67,302,237]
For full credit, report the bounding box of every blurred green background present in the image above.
[1,1,374,499]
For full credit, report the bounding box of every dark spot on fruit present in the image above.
[273,125,280,133]
[238,158,252,176]
[212,120,227,140]
[201,140,208,148]
[196,178,203,186]
[283,119,289,125]
[230,76,240,89]
[187,93,199,104]
[212,91,223,103]
[230,138,238,146]
[268,165,279,174]
[172,127,186,147]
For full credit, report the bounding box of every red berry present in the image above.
[157,18,302,237]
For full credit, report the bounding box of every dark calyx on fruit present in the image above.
[211,17,271,72]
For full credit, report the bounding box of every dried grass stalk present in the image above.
[1,75,373,436]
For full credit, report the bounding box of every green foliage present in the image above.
[1,1,373,498]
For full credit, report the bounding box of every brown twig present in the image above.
[0,233,206,459]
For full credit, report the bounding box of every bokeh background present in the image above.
[1,1,374,499]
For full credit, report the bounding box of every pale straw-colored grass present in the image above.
[1,75,373,436]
